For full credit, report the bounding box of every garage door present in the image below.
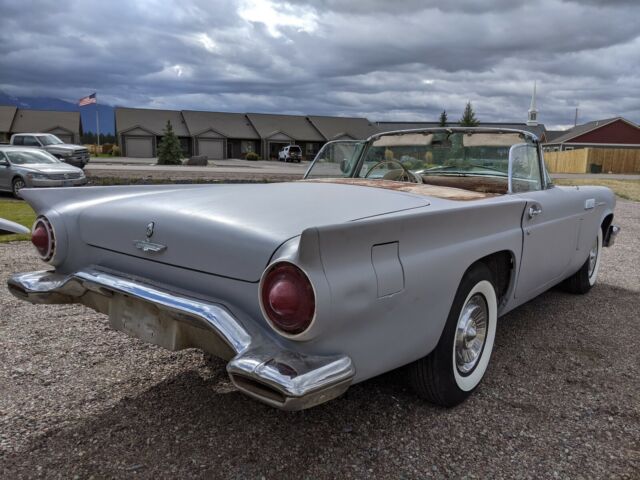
[125,137,153,158]
[198,139,224,160]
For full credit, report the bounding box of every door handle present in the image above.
[528,206,542,218]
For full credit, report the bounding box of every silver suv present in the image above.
[278,145,302,163]
[10,133,90,168]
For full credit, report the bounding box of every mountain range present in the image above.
[0,91,115,134]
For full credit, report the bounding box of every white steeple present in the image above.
[527,81,538,126]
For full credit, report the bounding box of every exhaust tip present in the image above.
[7,283,29,299]
[229,374,287,405]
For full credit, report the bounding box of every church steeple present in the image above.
[527,81,538,126]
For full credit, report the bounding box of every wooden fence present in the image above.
[544,148,640,174]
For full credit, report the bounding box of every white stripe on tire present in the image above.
[452,280,497,392]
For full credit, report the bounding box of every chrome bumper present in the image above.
[8,268,355,410]
[604,224,621,247]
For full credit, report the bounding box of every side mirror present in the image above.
[0,161,8,167]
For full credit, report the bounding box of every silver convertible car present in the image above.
[4,128,619,410]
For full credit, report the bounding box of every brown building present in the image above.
[115,107,191,158]
[543,117,640,151]
[0,107,82,144]
[246,113,326,160]
[181,110,260,159]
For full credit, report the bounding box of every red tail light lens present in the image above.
[31,217,55,261]
[261,262,315,335]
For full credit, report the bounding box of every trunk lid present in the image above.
[78,182,428,282]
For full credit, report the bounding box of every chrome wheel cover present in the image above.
[455,293,488,375]
[588,237,599,278]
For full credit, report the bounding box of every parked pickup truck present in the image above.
[10,133,90,168]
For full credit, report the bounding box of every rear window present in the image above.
[289,146,302,153]
[12,136,23,145]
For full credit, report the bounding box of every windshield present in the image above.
[38,134,64,145]
[304,140,366,178]
[6,150,60,165]
[358,131,532,179]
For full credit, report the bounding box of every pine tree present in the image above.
[438,110,448,127]
[157,120,183,165]
[459,101,479,127]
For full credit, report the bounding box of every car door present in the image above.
[0,152,11,190]
[512,145,582,299]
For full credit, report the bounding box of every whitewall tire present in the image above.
[562,227,603,294]
[409,263,497,407]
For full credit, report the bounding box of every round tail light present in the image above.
[261,262,315,335]
[31,217,55,261]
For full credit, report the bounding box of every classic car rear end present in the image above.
[7,182,433,409]
[5,128,620,410]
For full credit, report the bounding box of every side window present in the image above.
[510,144,542,193]
[23,136,40,146]
[0,152,8,163]
[13,136,23,145]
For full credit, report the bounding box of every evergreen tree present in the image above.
[157,120,183,165]
[459,101,479,127]
[438,110,448,127]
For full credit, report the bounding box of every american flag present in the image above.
[78,93,97,106]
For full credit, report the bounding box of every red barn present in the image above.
[544,117,640,151]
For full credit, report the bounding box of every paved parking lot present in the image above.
[0,201,638,479]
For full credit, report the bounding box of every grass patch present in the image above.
[0,199,36,243]
[554,178,640,202]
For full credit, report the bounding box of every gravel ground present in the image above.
[0,201,638,479]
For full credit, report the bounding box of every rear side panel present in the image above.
[289,197,527,382]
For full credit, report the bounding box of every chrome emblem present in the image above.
[134,221,166,254]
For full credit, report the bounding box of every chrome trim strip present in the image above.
[0,218,30,235]
[7,268,355,410]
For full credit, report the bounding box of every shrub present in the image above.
[111,145,121,156]
[245,152,259,161]
[101,143,114,154]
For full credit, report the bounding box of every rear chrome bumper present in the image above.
[604,224,621,247]
[8,268,355,410]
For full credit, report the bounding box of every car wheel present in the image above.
[408,263,497,407]
[12,177,26,198]
[561,228,602,294]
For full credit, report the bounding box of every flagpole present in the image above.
[96,94,100,151]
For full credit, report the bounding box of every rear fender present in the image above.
[293,197,527,382]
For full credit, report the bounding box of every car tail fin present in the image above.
[17,184,210,213]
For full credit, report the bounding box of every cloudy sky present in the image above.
[1,0,639,129]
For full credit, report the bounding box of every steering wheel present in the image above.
[364,159,421,183]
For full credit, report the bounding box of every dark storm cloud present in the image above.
[0,0,638,128]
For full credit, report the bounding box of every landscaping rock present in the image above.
[185,155,209,166]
